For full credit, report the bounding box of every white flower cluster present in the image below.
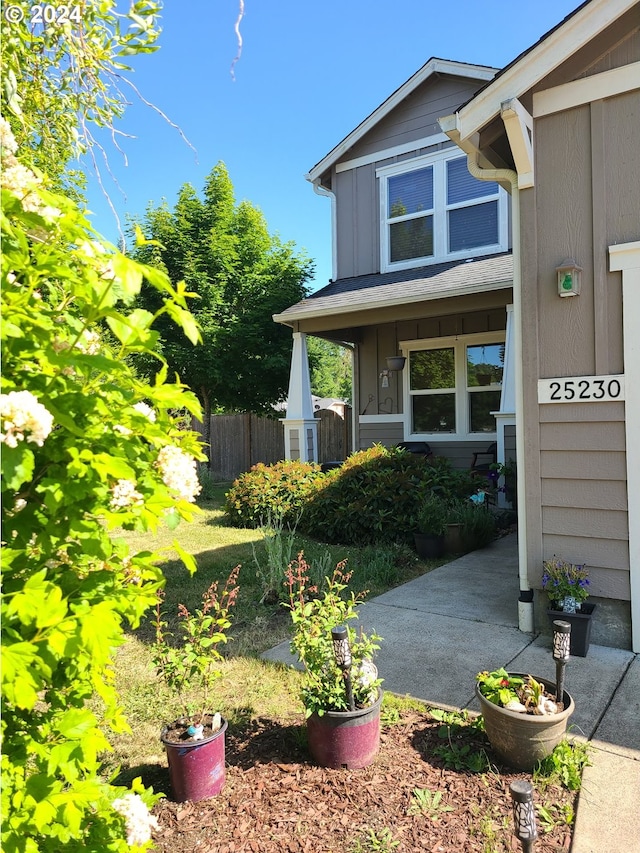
[132,402,157,422]
[110,479,144,510]
[0,390,54,448]
[76,329,101,355]
[155,444,201,503]
[0,118,58,219]
[112,793,159,847]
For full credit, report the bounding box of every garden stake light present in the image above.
[552,619,571,707]
[331,625,355,710]
[510,780,538,852]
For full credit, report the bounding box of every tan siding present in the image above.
[540,450,627,480]
[542,536,630,598]
[542,478,628,511]
[536,105,596,379]
[542,506,628,540]
[539,420,626,451]
[345,76,482,159]
[358,422,404,449]
[539,401,625,423]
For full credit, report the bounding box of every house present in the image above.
[274,0,640,652]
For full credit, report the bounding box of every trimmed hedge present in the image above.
[300,445,478,545]
[225,445,480,546]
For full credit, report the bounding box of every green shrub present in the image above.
[301,445,477,545]
[224,459,324,527]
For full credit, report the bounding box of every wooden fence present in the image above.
[197,408,352,481]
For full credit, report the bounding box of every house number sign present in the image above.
[538,374,625,404]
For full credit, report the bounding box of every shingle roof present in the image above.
[274,252,513,324]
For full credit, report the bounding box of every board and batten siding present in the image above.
[528,83,640,602]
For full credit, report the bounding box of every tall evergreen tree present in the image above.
[130,163,314,456]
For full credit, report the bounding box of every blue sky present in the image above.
[85,0,581,293]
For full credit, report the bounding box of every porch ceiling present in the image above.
[274,252,513,327]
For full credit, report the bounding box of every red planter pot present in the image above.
[306,689,383,769]
[161,716,228,802]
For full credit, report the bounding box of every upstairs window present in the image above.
[379,150,507,272]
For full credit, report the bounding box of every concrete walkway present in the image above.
[263,533,640,852]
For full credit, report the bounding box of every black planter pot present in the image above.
[413,533,444,559]
[306,689,383,769]
[547,603,596,657]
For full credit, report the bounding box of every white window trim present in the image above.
[400,332,505,441]
[377,150,509,273]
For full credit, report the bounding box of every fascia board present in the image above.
[273,278,513,326]
[306,59,497,184]
[453,0,637,142]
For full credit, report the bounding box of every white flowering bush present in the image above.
[1,117,206,851]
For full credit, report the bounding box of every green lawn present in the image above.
[107,483,446,776]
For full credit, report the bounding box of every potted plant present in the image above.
[475,668,574,771]
[285,552,383,769]
[543,556,594,656]
[152,564,240,802]
[445,498,496,553]
[413,493,447,558]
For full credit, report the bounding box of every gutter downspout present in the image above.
[466,154,534,633]
[439,115,533,633]
[311,180,338,284]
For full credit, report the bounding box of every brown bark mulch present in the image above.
[150,709,574,853]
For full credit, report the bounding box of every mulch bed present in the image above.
[149,708,575,853]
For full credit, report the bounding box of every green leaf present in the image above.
[55,708,98,739]
[1,445,35,491]
[172,540,197,576]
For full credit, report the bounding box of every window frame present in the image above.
[401,332,505,441]
[377,149,508,273]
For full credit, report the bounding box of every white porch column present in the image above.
[281,331,318,462]
[494,304,516,508]
[609,241,640,653]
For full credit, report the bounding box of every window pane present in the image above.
[447,157,497,204]
[390,217,433,262]
[448,201,498,252]
[388,167,433,218]
[413,394,456,433]
[467,343,504,386]
[469,390,501,432]
[410,348,455,390]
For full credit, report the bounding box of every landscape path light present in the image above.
[331,625,355,710]
[552,619,571,707]
[510,780,538,852]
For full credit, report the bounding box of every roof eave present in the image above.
[306,59,498,184]
[442,0,637,144]
[273,278,513,328]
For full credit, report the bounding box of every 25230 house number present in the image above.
[538,374,625,404]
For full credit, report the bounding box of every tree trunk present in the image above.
[200,387,212,466]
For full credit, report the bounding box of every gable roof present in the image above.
[441,0,638,144]
[274,253,513,325]
[306,59,498,184]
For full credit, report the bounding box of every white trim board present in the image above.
[609,240,640,653]
[335,133,450,174]
[452,0,637,143]
[534,62,640,117]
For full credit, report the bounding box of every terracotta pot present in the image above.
[161,716,228,802]
[476,675,574,771]
[547,603,596,657]
[306,689,383,769]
